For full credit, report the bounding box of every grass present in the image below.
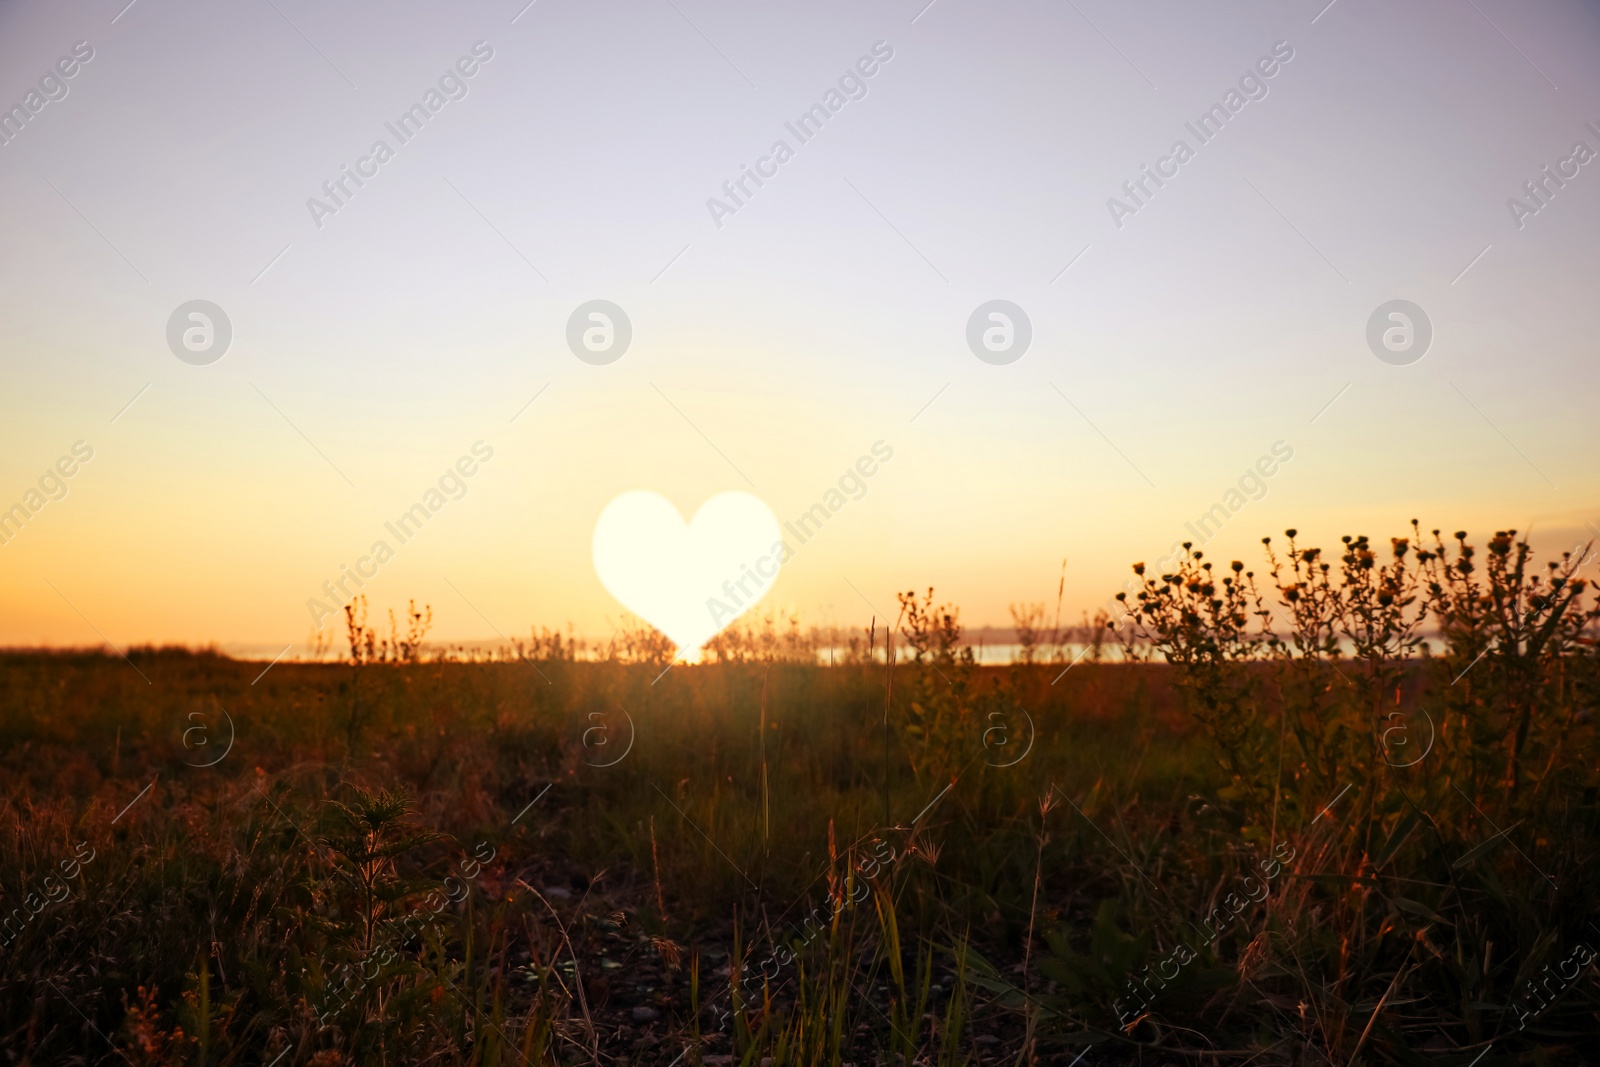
[0,525,1596,1065]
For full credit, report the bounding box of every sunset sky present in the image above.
[1,0,1597,652]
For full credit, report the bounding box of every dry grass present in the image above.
[0,525,1596,1065]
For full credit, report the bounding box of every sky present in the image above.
[1,0,1598,654]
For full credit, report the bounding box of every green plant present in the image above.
[896,588,977,783]
[321,785,444,957]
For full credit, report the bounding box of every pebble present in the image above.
[630,1005,660,1023]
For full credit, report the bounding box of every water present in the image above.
[219,640,1110,665]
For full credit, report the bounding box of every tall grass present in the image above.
[0,524,1594,1064]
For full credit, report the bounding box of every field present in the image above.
[1,528,1598,1065]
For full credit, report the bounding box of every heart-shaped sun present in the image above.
[592,491,784,658]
